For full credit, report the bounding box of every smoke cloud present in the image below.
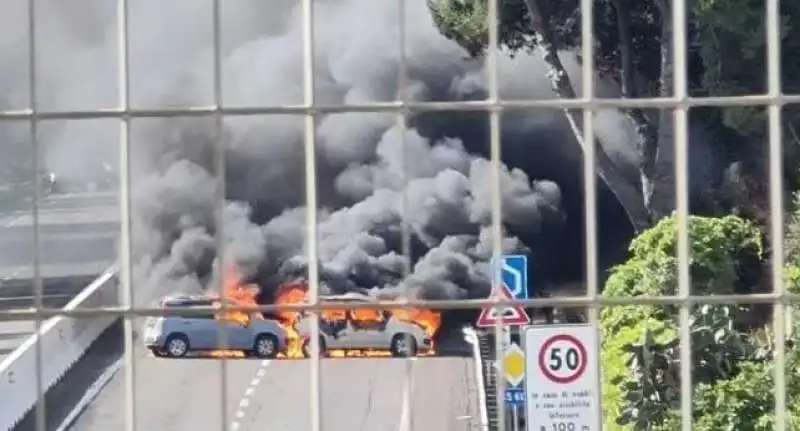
[0,0,643,304]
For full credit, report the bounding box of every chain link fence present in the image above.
[0,0,793,430]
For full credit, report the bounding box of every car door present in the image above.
[185,314,219,350]
[213,314,251,349]
[317,307,349,349]
[356,309,391,349]
[340,300,380,349]
[225,317,255,349]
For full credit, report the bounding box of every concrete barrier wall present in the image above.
[0,268,118,431]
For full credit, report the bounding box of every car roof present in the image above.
[319,293,374,302]
[160,295,218,307]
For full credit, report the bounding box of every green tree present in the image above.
[429,0,800,227]
[430,0,662,230]
[429,1,800,427]
[641,187,800,430]
[600,214,764,429]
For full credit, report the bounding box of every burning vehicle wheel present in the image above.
[165,334,190,358]
[301,336,327,358]
[252,334,279,358]
[390,333,418,357]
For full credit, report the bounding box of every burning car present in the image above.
[156,268,442,359]
[145,286,288,358]
[293,293,434,358]
[142,309,288,358]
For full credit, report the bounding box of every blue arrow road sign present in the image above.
[505,388,526,406]
[495,254,528,300]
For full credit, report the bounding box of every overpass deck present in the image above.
[0,192,119,364]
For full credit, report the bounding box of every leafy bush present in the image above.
[655,347,800,430]
[617,304,761,429]
[600,214,764,429]
[649,191,800,429]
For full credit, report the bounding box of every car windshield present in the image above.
[320,297,384,322]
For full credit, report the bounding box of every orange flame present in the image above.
[391,307,441,339]
[208,266,262,358]
[274,282,307,358]
[273,282,441,358]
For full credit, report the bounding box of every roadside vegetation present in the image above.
[429,0,800,427]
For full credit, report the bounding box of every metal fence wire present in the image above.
[0,0,791,430]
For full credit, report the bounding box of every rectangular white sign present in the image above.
[523,324,601,431]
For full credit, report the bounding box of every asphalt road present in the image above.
[69,352,481,431]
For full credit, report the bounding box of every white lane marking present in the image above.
[229,359,270,431]
[398,357,417,431]
[5,215,27,227]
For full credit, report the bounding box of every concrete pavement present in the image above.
[69,353,481,431]
[237,357,481,430]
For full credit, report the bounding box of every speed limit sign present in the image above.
[524,324,601,431]
[538,333,588,384]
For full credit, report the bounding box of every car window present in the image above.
[321,307,348,322]
[349,307,382,322]
[214,311,251,325]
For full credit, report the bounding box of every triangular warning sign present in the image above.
[476,284,530,327]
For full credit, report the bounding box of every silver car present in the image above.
[142,311,288,358]
[295,294,433,358]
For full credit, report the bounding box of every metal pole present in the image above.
[396,1,414,428]
[115,0,135,429]
[671,0,692,427]
[300,1,321,430]
[27,0,46,429]
[209,0,231,429]
[485,1,507,429]
[765,0,786,428]
[511,405,519,431]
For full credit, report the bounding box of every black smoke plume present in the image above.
[0,0,639,309]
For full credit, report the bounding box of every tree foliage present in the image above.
[593,201,800,429]
[429,1,800,427]
[429,0,800,220]
[429,0,661,80]
[600,214,765,429]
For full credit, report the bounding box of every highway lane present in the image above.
[241,357,481,430]
[70,353,481,431]
[68,344,267,430]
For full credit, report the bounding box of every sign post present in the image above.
[523,324,601,431]
[478,254,531,430]
[496,341,527,430]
